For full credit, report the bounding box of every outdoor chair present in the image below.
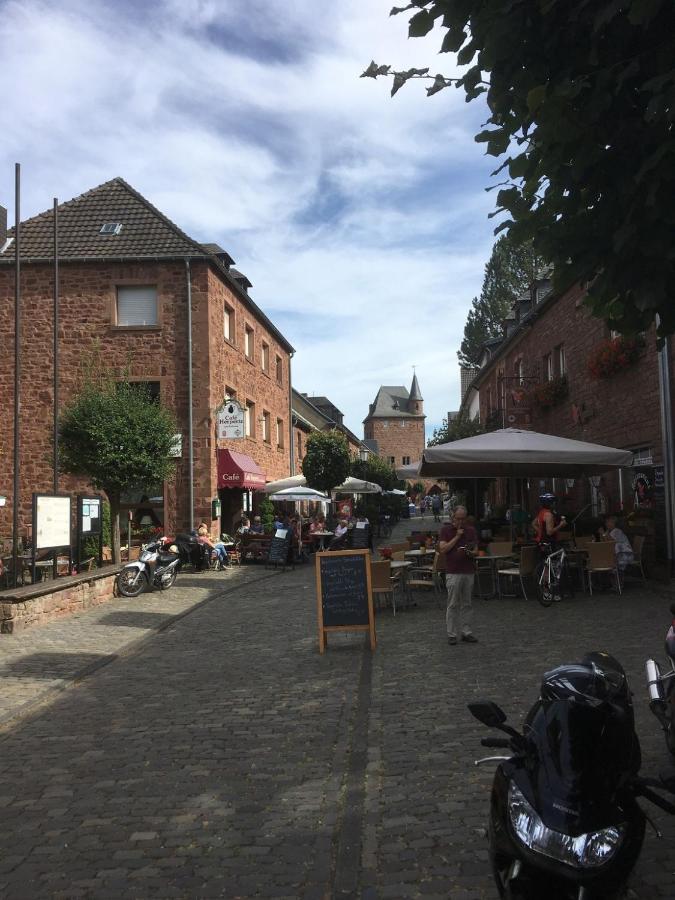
[575,535,594,549]
[623,535,647,584]
[488,541,514,558]
[497,545,539,600]
[406,552,443,608]
[370,560,401,616]
[585,541,622,595]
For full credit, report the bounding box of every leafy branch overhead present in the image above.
[363,0,675,337]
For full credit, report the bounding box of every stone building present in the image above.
[0,177,294,539]
[291,391,369,475]
[460,272,675,569]
[363,376,426,469]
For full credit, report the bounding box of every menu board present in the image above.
[350,524,370,550]
[35,495,71,550]
[267,531,292,568]
[315,550,375,653]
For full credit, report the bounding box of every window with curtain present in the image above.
[117,286,158,326]
[261,342,270,372]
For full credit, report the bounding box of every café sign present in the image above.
[216,399,245,439]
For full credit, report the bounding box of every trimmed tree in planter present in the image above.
[59,375,177,564]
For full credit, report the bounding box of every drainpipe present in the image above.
[185,259,194,531]
[289,351,295,475]
[657,321,674,569]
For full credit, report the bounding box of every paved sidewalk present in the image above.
[0,565,277,726]
[0,519,673,897]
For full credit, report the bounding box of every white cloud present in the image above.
[0,0,498,441]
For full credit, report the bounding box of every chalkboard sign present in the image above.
[350,524,370,550]
[315,549,375,653]
[267,530,292,569]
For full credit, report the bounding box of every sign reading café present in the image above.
[216,398,245,439]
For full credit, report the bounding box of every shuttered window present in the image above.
[117,286,158,326]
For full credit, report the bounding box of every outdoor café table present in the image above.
[312,531,334,551]
[477,553,518,599]
[404,548,434,561]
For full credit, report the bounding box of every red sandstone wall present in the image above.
[364,417,425,467]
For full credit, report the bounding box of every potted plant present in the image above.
[530,375,569,409]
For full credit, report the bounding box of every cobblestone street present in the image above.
[0,522,674,898]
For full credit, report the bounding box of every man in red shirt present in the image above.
[438,506,478,645]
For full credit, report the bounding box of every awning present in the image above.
[217,449,266,489]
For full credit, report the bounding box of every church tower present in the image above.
[363,374,426,469]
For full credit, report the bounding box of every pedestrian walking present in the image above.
[438,505,478,645]
[431,493,441,521]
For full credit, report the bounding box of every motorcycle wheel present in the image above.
[117,568,146,598]
[159,569,177,591]
[536,562,555,607]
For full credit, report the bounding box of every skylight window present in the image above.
[100,223,123,235]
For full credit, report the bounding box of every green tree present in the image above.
[427,411,485,446]
[350,453,399,491]
[458,234,545,367]
[258,496,276,534]
[59,376,178,563]
[363,1,675,336]
[301,430,351,495]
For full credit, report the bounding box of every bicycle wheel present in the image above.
[536,561,555,607]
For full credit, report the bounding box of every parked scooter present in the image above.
[469,651,675,899]
[116,537,180,598]
[645,602,675,758]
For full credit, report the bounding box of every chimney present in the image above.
[0,205,7,248]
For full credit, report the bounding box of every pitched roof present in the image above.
[0,177,295,353]
[364,385,423,421]
[0,177,209,262]
[409,373,423,401]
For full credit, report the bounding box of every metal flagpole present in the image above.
[53,197,59,494]
[11,163,21,587]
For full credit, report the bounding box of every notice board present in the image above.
[315,549,375,653]
[34,494,72,550]
[350,523,370,550]
[267,529,292,568]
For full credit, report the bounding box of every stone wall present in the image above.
[1,568,119,634]
[364,417,426,469]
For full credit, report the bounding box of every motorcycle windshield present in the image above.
[523,698,638,834]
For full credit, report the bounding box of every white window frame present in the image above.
[223,304,234,342]
[558,344,566,376]
[116,286,158,327]
[262,410,270,443]
[544,353,553,381]
[244,326,254,359]
[261,342,270,373]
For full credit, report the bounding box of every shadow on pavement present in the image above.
[99,611,175,629]
[0,651,110,679]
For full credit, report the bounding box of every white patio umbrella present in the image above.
[268,486,330,502]
[264,474,306,493]
[419,428,633,478]
[334,476,383,494]
[384,488,407,496]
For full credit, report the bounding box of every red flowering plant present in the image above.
[587,335,644,379]
[530,375,569,409]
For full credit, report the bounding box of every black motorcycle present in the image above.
[645,602,675,758]
[469,652,675,899]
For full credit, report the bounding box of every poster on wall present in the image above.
[35,495,72,550]
[632,469,654,509]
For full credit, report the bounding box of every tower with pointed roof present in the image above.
[363,374,426,471]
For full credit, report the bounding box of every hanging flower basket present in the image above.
[530,375,568,409]
[587,335,644,379]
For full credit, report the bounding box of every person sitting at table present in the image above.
[198,524,228,566]
[236,516,251,536]
[329,519,349,549]
[250,515,264,534]
[310,514,326,533]
[600,515,634,573]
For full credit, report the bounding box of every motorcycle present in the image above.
[645,602,675,758]
[116,536,180,598]
[469,651,675,899]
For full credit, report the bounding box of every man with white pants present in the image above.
[438,506,478,645]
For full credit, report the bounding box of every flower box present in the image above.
[587,336,644,379]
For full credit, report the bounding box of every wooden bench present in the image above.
[240,533,273,562]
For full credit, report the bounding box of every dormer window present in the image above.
[100,223,123,235]
[393,400,399,410]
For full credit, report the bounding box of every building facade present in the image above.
[291,391,369,475]
[0,178,294,540]
[464,273,675,568]
[363,376,426,469]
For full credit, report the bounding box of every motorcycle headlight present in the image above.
[508,783,625,869]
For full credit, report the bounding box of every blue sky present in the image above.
[0,0,499,442]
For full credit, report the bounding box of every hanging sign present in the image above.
[217,399,245,439]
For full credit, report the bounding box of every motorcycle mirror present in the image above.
[468,701,507,728]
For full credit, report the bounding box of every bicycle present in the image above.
[536,543,574,606]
